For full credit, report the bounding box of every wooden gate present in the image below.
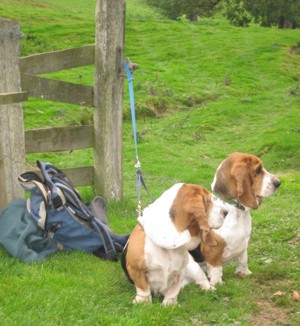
[0,0,126,209]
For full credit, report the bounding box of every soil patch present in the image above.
[250,299,290,325]
[290,45,300,55]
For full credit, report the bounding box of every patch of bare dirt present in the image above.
[288,230,300,247]
[290,45,300,55]
[250,299,290,326]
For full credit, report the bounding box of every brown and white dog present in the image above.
[121,183,227,305]
[188,152,281,286]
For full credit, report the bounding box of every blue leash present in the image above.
[124,60,139,161]
[124,58,154,215]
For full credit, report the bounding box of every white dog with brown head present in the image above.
[121,183,227,305]
[188,152,281,286]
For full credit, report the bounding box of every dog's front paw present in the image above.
[162,297,178,306]
[207,265,223,287]
[210,277,223,287]
[133,295,152,304]
[235,269,252,279]
[198,280,215,291]
[208,266,223,287]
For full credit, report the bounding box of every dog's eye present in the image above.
[256,166,262,174]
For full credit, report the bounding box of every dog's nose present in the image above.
[274,180,281,188]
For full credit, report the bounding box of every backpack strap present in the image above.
[37,161,65,210]
[19,171,48,200]
[18,171,49,230]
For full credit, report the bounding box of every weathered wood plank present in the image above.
[25,125,94,153]
[32,166,94,187]
[0,19,25,208]
[0,91,28,105]
[60,166,94,186]
[93,0,125,200]
[20,45,95,75]
[21,73,94,107]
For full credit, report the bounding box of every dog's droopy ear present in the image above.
[199,227,218,247]
[232,164,259,209]
[212,158,236,201]
[188,191,218,246]
[171,184,219,245]
[214,153,260,209]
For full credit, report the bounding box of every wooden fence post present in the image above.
[0,19,25,209]
[94,0,125,200]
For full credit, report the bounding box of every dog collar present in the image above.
[212,192,245,211]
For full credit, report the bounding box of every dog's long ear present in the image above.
[214,153,260,209]
[188,194,218,247]
[172,184,219,246]
[231,163,259,209]
[199,227,218,247]
[212,158,237,201]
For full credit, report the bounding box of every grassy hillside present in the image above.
[0,0,299,325]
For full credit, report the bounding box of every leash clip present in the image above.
[135,160,141,169]
[136,200,142,217]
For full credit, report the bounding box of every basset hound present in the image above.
[188,152,281,286]
[121,183,227,305]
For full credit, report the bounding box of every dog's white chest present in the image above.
[144,236,189,295]
[215,209,252,262]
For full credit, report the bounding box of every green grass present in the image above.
[1,0,300,325]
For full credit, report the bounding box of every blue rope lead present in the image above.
[124,58,154,214]
[124,60,139,162]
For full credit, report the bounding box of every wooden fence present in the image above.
[0,0,125,209]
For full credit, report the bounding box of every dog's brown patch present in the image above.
[170,184,218,246]
[200,232,226,267]
[213,152,266,209]
[125,224,149,292]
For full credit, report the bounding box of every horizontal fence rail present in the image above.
[54,166,94,186]
[20,45,95,75]
[25,125,94,187]
[21,73,94,106]
[0,91,28,105]
[25,125,94,153]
